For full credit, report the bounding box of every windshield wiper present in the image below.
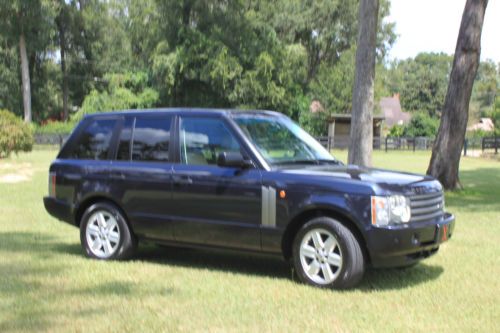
[274,159,343,166]
[274,160,320,165]
[317,159,343,165]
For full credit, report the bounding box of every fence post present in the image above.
[413,137,416,152]
[482,137,485,152]
[385,137,388,152]
[464,139,467,156]
[495,134,498,155]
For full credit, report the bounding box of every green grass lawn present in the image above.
[0,149,499,332]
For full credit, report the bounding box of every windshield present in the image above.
[233,114,336,165]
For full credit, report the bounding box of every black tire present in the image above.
[292,216,365,289]
[79,202,137,260]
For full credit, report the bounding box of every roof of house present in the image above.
[379,94,411,127]
[468,118,495,132]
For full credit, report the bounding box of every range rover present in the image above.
[44,109,455,289]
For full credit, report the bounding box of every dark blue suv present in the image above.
[44,109,455,289]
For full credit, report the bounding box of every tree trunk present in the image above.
[427,0,488,190]
[57,13,69,121]
[19,32,32,123]
[182,0,192,27]
[348,0,379,167]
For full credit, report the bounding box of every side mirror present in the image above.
[217,152,253,168]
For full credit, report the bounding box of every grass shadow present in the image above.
[448,167,500,212]
[0,231,447,291]
[73,281,135,296]
[359,264,444,291]
[0,236,102,332]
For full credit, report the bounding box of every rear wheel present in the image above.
[80,202,137,260]
[292,216,365,289]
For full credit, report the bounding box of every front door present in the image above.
[171,116,262,250]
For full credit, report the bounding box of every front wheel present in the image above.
[80,202,137,260]
[292,217,365,289]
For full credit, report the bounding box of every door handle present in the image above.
[109,172,125,180]
[173,175,193,185]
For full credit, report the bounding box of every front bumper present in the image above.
[43,196,75,226]
[368,212,455,268]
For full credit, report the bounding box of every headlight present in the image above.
[371,195,411,226]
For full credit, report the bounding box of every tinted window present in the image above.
[179,117,241,165]
[117,117,134,161]
[72,118,117,160]
[132,117,172,162]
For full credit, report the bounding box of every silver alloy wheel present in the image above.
[299,228,343,285]
[85,210,121,258]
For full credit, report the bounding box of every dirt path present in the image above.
[0,162,34,183]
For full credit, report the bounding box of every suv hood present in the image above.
[277,164,442,194]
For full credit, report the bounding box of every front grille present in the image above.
[409,191,444,222]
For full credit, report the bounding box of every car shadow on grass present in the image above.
[359,265,444,291]
[134,244,293,280]
[132,244,444,290]
[0,231,444,291]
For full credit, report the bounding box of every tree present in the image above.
[73,72,159,121]
[472,60,498,112]
[389,53,453,117]
[489,95,500,136]
[0,0,55,123]
[427,0,488,190]
[55,0,70,120]
[19,29,31,122]
[0,34,21,115]
[348,0,379,167]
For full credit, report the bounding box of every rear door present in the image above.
[110,114,175,241]
[171,115,262,250]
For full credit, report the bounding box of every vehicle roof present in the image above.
[82,108,283,119]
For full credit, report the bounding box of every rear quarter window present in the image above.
[68,118,119,160]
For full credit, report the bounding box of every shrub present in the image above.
[0,109,34,158]
[388,124,405,137]
[34,120,76,135]
[466,129,491,139]
[490,98,500,136]
[403,112,439,137]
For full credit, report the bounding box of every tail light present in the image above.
[49,172,56,197]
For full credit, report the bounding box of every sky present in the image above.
[387,0,500,63]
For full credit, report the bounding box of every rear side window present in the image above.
[71,118,118,160]
[131,116,172,162]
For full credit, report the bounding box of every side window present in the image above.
[72,118,117,160]
[117,117,134,161]
[179,117,241,165]
[132,116,172,162]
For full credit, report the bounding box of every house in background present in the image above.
[311,94,410,149]
[467,118,494,132]
[379,93,411,127]
[327,114,385,149]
